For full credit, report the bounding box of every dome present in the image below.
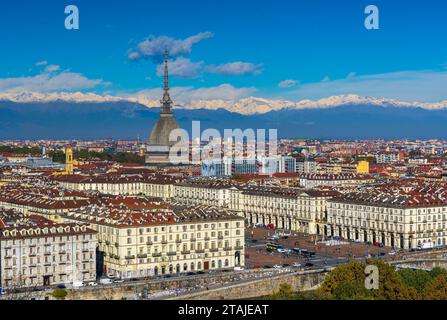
[148,115,180,146]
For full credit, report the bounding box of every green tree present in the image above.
[318,260,419,300]
[51,288,68,300]
[398,269,433,293]
[423,274,447,300]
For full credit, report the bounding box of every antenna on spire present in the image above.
[160,47,173,114]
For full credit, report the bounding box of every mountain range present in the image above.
[1,92,447,140]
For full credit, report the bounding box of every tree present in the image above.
[398,269,434,293]
[423,274,447,300]
[318,260,419,300]
[51,288,68,300]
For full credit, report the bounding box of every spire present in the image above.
[160,47,173,114]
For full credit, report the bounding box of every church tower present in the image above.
[65,145,74,175]
[145,48,181,166]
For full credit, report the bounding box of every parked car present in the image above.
[304,262,314,268]
[56,284,66,289]
[87,281,98,287]
[113,279,125,283]
[273,264,282,269]
[234,266,245,271]
[72,280,85,288]
[293,262,302,268]
[99,278,114,285]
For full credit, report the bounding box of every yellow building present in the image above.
[356,161,370,174]
[65,145,74,175]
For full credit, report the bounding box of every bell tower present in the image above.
[65,145,74,175]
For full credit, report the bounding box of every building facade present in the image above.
[0,211,96,289]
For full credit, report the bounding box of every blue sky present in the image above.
[0,0,447,102]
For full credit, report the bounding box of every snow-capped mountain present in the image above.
[1,91,447,115]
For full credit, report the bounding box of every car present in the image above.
[99,278,114,285]
[293,262,302,268]
[113,279,125,283]
[87,281,98,287]
[388,251,397,256]
[196,271,206,275]
[234,266,245,271]
[254,223,264,228]
[56,284,66,289]
[72,280,85,288]
[264,265,273,269]
[304,262,314,268]
[273,264,282,269]
[251,239,258,243]
[186,272,196,276]
[277,248,287,253]
[282,264,291,268]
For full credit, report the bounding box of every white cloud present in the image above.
[206,62,263,76]
[44,65,61,73]
[128,32,214,61]
[156,58,203,79]
[278,79,298,89]
[35,61,48,67]
[0,66,110,93]
[287,69,447,102]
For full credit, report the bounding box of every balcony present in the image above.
[137,254,147,259]
[152,253,162,258]
[218,235,224,240]
[125,255,135,260]
[195,249,205,254]
[190,238,197,242]
[181,250,190,255]
[167,251,177,256]
[175,239,182,244]
[210,248,218,253]
[204,237,210,241]
[234,246,244,251]
[223,247,232,251]
[161,240,168,245]
[146,241,153,246]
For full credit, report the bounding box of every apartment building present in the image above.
[53,174,179,200]
[327,185,447,249]
[59,204,245,279]
[0,210,96,289]
[297,173,375,189]
[229,185,339,235]
[172,179,237,208]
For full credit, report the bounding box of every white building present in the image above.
[0,210,96,289]
[327,186,447,249]
[60,204,245,279]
